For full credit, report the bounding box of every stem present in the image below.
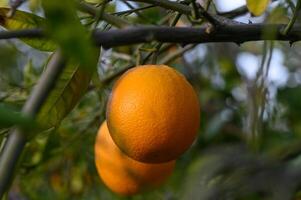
[93,0,109,29]
[282,0,301,35]
[159,44,196,64]
[112,5,156,16]
[78,1,130,28]
[120,0,154,24]
[198,4,221,27]
[124,0,191,15]
[149,12,182,64]
[0,51,66,198]
[191,0,200,19]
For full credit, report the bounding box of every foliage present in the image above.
[246,0,270,16]
[37,53,98,130]
[0,8,56,51]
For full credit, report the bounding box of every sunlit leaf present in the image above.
[28,0,41,12]
[0,0,8,7]
[84,0,102,3]
[0,8,56,51]
[247,0,270,16]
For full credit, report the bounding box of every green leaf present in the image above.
[36,51,99,129]
[42,0,98,71]
[0,104,35,129]
[0,8,56,51]
[266,6,290,24]
[247,0,270,16]
[84,0,103,3]
[28,0,41,12]
[23,59,38,88]
[0,0,7,7]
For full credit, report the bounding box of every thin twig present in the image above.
[197,4,222,27]
[148,12,182,64]
[101,64,134,84]
[120,0,154,24]
[282,0,301,35]
[159,44,196,64]
[8,0,27,17]
[124,0,191,15]
[78,1,130,28]
[111,5,156,16]
[191,0,201,20]
[93,0,110,29]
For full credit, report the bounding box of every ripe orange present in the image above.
[107,65,200,163]
[95,121,175,196]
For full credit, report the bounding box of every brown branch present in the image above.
[0,29,44,39]
[1,24,301,47]
[92,24,301,47]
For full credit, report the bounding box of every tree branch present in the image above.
[92,24,301,47]
[0,51,66,197]
[0,29,43,39]
[1,24,301,47]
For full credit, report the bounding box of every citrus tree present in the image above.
[0,0,301,199]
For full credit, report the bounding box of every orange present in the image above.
[107,65,200,163]
[95,121,175,196]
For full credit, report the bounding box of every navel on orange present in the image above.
[95,121,175,196]
[107,65,200,163]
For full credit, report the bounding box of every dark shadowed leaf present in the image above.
[36,52,99,129]
[42,0,98,71]
[0,7,56,51]
[0,104,35,129]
